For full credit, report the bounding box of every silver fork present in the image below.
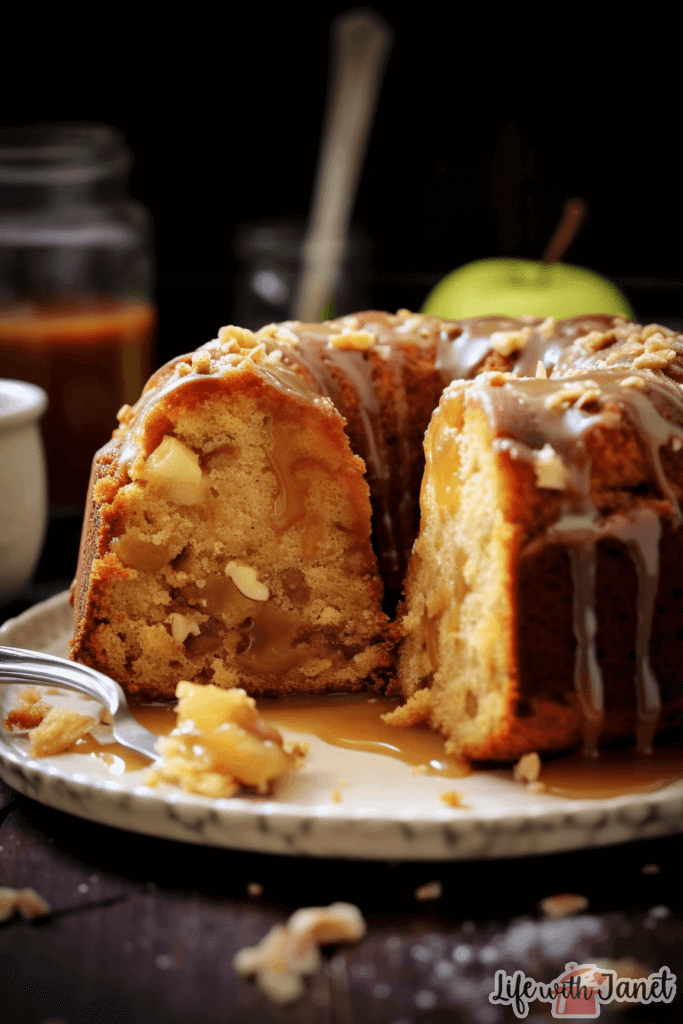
[0,646,161,762]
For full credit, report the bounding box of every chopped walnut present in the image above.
[489,327,533,356]
[514,751,541,784]
[574,387,601,409]
[580,329,617,354]
[240,342,267,366]
[225,562,270,601]
[219,324,258,349]
[176,362,192,377]
[414,881,443,901]
[641,323,672,341]
[535,360,548,379]
[29,707,96,757]
[619,375,647,389]
[167,611,202,646]
[540,893,589,919]
[329,330,374,351]
[534,444,568,490]
[604,339,645,365]
[545,380,600,411]
[191,351,212,374]
[234,902,365,1004]
[485,372,509,387]
[538,316,557,340]
[116,403,133,424]
[633,349,677,370]
[0,887,50,922]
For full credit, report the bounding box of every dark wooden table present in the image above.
[2,533,683,1024]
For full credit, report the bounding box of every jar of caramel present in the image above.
[0,123,156,507]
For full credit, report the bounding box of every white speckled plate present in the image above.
[1,592,683,859]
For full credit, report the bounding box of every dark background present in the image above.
[4,7,681,367]
[3,5,683,606]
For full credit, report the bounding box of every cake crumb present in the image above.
[0,887,51,922]
[534,443,567,490]
[247,882,264,898]
[331,779,348,803]
[414,881,443,902]
[440,790,467,808]
[514,751,541,784]
[4,689,52,731]
[29,708,96,757]
[540,893,589,920]
[329,330,374,351]
[234,902,365,1004]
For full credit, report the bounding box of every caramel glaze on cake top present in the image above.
[263,311,657,607]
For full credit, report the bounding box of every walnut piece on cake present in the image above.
[146,681,307,798]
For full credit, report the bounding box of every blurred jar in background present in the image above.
[232,219,371,332]
[0,123,155,508]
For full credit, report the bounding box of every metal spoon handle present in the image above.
[0,646,160,762]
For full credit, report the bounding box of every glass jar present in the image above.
[232,218,371,331]
[0,123,156,507]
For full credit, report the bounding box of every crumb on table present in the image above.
[0,887,50,922]
[234,902,365,1004]
[540,893,589,920]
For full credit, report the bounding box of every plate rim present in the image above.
[1,592,682,860]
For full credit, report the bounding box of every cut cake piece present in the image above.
[70,327,392,699]
[395,368,683,761]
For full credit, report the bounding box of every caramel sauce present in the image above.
[254,694,470,778]
[63,698,683,798]
[67,733,151,773]
[531,746,683,799]
[61,696,468,777]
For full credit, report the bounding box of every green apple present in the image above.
[422,258,635,320]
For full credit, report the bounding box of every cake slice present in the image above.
[394,368,683,761]
[70,327,392,699]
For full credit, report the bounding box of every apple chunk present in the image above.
[142,435,203,505]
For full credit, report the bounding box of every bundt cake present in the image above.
[70,310,683,760]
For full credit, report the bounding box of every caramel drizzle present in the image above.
[435,314,632,382]
[481,370,683,753]
[278,314,438,595]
